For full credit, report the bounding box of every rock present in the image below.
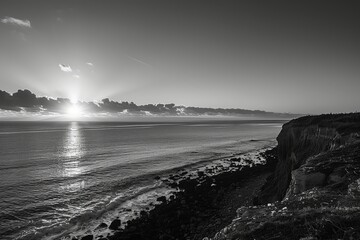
[327,166,346,184]
[169,174,179,180]
[109,219,121,230]
[241,210,250,218]
[287,170,326,196]
[157,196,167,203]
[96,222,108,229]
[81,235,93,240]
[140,210,147,217]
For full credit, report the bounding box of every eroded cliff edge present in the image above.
[211,113,360,240]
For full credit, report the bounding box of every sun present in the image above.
[66,103,82,118]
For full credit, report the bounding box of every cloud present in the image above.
[86,62,94,66]
[59,64,72,72]
[1,16,31,28]
[73,74,80,79]
[0,89,300,119]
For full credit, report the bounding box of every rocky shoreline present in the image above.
[74,147,278,240]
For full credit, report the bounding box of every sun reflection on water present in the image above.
[61,122,84,177]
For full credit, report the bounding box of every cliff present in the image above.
[210,113,360,240]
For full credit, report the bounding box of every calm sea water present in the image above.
[0,120,284,239]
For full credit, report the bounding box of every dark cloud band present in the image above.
[0,89,298,118]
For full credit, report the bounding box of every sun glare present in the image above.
[66,104,82,118]
[70,97,78,104]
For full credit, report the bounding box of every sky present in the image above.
[0,0,359,115]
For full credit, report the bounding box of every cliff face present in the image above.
[211,113,360,240]
[256,113,360,204]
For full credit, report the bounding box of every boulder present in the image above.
[327,166,346,184]
[96,222,108,229]
[81,235,93,240]
[287,170,326,196]
[109,219,121,230]
[157,196,167,203]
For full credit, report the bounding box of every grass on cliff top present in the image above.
[285,112,360,135]
[229,187,360,240]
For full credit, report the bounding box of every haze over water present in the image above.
[0,120,282,239]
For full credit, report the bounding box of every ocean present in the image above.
[0,120,284,239]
